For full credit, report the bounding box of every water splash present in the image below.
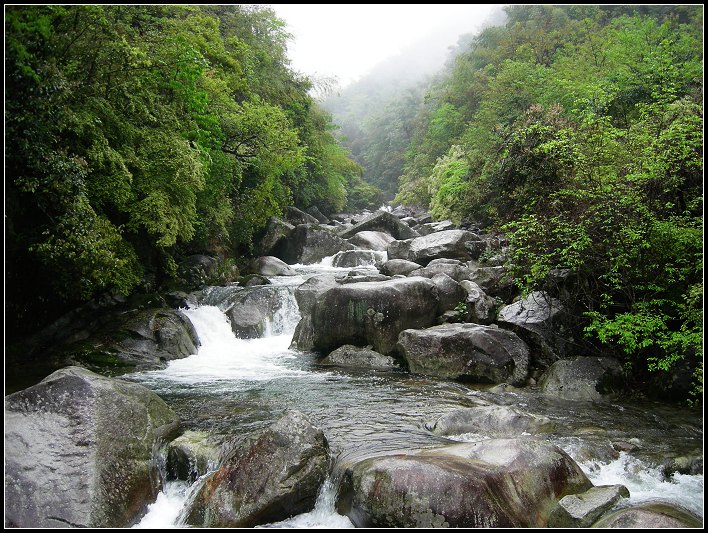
[577,452,704,519]
[138,306,305,384]
[133,481,191,529]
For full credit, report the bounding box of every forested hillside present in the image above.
[332,5,704,397]
[5,5,377,340]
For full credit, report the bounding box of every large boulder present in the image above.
[338,210,420,240]
[430,273,467,314]
[409,259,473,283]
[305,205,330,224]
[547,484,630,528]
[416,220,456,236]
[429,405,555,437]
[538,357,625,401]
[224,285,296,339]
[66,308,199,374]
[470,266,515,300]
[185,411,329,527]
[591,503,702,528]
[5,367,179,528]
[276,224,355,264]
[398,323,529,386]
[380,259,421,276]
[248,256,298,277]
[498,291,565,367]
[331,250,384,268]
[348,230,396,251]
[460,280,497,325]
[388,230,482,265]
[284,205,320,225]
[257,217,295,257]
[290,274,339,351]
[310,277,439,356]
[320,345,399,370]
[339,438,592,528]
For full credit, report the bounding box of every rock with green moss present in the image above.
[185,411,329,527]
[338,438,591,528]
[5,367,180,528]
[167,431,222,483]
[398,323,529,385]
[68,308,199,374]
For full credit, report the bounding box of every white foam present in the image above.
[578,452,704,518]
[145,306,305,384]
[133,482,191,528]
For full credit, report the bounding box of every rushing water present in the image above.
[129,260,703,528]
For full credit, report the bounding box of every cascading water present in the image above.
[130,258,703,528]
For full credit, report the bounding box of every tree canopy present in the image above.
[5,5,378,339]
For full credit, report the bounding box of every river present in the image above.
[125,261,703,528]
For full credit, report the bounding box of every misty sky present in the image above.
[269,4,499,87]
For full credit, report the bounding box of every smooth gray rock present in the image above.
[591,502,702,528]
[380,259,421,276]
[290,275,339,351]
[429,405,555,437]
[417,220,456,235]
[185,411,329,528]
[321,345,399,370]
[539,357,625,401]
[339,438,591,528]
[388,230,482,265]
[409,261,473,283]
[548,484,630,528]
[398,323,529,385]
[460,280,497,325]
[339,210,420,240]
[430,273,467,314]
[310,277,439,356]
[470,266,515,299]
[348,230,395,251]
[257,217,295,257]
[498,291,564,365]
[277,224,355,264]
[331,250,384,268]
[5,367,179,528]
[284,205,320,225]
[248,256,298,277]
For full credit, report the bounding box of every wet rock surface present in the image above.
[5,367,179,528]
[185,411,329,527]
[339,438,592,528]
[398,323,529,385]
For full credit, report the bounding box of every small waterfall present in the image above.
[262,286,301,337]
[264,469,354,528]
[577,453,704,519]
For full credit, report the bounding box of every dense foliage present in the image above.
[6,5,374,339]
[349,6,704,397]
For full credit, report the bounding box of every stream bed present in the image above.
[125,263,703,527]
